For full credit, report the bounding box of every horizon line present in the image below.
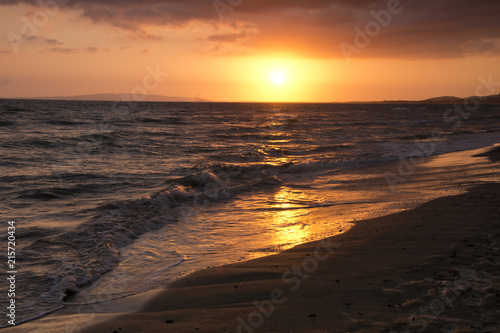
[2,94,499,104]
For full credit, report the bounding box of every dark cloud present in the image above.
[47,47,79,53]
[1,0,500,58]
[6,35,64,46]
[86,46,109,52]
[44,38,64,46]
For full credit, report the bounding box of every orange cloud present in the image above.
[44,46,109,53]
[1,0,500,58]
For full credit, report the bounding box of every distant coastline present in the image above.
[3,93,210,103]
[2,93,500,104]
[371,94,500,104]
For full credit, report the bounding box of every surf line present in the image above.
[0,250,185,329]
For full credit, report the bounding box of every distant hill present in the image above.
[30,93,209,102]
[376,94,500,104]
[422,96,464,103]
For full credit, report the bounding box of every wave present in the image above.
[254,200,375,212]
[138,130,181,137]
[2,135,120,149]
[136,117,165,123]
[6,138,64,149]
[13,163,287,322]
[398,129,480,141]
[15,190,63,200]
[14,184,102,201]
[136,116,187,124]
[212,133,259,139]
[46,120,86,126]
[309,144,354,154]
[1,106,32,112]
[284,157,379,173]
[76,133,116,142]
[15,226,56,239]
[0,120,15,126]
[336,119,444,126]
[0,172,112,185]
[398,133,435,141]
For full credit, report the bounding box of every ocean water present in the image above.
[1,99,499,327]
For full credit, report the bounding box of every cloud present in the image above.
[47,47,79,53]
[86,46,109,52]
[5,35,65,46]
[200,23,260,56]
[208,32,252,43]
[44,38,64,46]
[44,46,109,53]
[1,0,500,58]
[139,46,156,54]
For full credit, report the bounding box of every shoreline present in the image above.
[78,147,499,333]
[4,146,499,332]
[80,183,499,333]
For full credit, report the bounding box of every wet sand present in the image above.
[79,148,500,333]
[475,146,500,162]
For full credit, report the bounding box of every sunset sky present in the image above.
[1,0,500,102]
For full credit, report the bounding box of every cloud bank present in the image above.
[2,0,500,58]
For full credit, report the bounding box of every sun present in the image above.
[269,69,288,86]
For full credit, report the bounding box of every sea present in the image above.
[1,99,499,328]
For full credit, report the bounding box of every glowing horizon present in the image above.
[1,1,500,103]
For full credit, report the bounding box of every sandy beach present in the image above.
[70,147,499,333]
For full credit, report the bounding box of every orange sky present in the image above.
[1,0,500,102]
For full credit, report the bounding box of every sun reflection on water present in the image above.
[265,187,313,251]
